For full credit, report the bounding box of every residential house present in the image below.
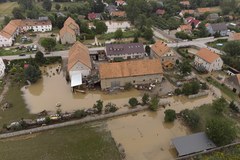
[156,9,165,16]
[105,4,117,14]
[185,17,201,28]
[225,74,240,94]
[88,12,103,20]
[105,43,145,61]
[179,10,194,17]
[180,1,190,7]
[151,40,178,69]
[115,0,126,6]
[177,24,192,33]
[194,7,211,16]
[0,58,5,78]
[20,19,52,32]
[59,17,80,44]
[111,11,126,17]
[206,23,228,36]
[68,41,92,78]
[229,32,240,41]
[207,13,219,22]
[0,19,52,47]
[194,48,223,72]
[99,59,163,90]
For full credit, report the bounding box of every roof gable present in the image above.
[196,48,221,63]
[151,40,171,57]
[68,41,92,71]
[99,59,163,79]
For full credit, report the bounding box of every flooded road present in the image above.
[107,94,215,160]
[22,64,141,114]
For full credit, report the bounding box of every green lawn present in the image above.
[0,85,35,128]
[0,48,33,56]
[206,77,239,101]
[207,39,228,50]
[98,30,135,40]
[0,2,18,15]
[0,123,121,160]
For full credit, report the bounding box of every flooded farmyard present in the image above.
[21,64,141,114]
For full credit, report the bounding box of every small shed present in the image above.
[171,132,216,157]
[69,71,82,88]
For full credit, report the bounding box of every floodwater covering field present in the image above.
[21,64,141,114]
[107,94,215,160]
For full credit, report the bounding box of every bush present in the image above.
[180,109,200,130]
[229,101,239,113]
[142,93,150,105]
[124,82,133,90]
[105,103,118,114]
[73,110,87,118]
[93,100,103,114]
[174,88,182,95]
[182,81,200,95]
[149,96,159,111]
[164,109,176,122]
[128,97,138,107]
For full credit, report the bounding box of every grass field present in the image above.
[206,77,239,101]
[0,85,35,128]
[0,123,121,160]
[0,2,18,15]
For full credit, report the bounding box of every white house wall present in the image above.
[70,61,91,77]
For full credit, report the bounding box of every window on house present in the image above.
[133,80,135,83]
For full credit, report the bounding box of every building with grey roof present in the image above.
[206,23,228,36]
[207,13,219,21]
[105,43,145,61]
[171,132,216,157]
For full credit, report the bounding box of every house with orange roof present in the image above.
[180,1,190,7]
[177,24,192,33]
[194,7,213,16]
[59,17,80,44]
[179,10,194,17]
[111,11,126,17]
[225,74,240,94]
[151,40,178,69]
[68,41,92,75]
[194,48,223,72]
[115,0,127,6]
[99,59,163,89]
[229,32,240,41]
[0,18,52,47]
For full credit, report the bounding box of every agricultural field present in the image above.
[0,123,121,160]
[0,2,18,15]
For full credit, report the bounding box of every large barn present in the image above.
[99,59,163,90]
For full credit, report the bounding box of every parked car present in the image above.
[19,53,26,56]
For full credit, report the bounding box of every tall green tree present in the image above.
[143,27,153,41]
[179,60,192,75]
[223,41,240,56]
[55,3,61,11]
[42,0,52,11]
[114,29,123,39]
[164,109,176,122]
[94,21,107,34]
[93,100,103,113]
[12,7,25,19]
[212,97,227,114]
[35,51,45,64]
[206,118,237,146]
[149,96,159,111]
[24,65,41,83]
[128,97,138,107]
[40,38,56,52]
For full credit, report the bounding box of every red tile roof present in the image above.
[196,48,220,63]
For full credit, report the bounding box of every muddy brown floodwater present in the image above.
[21,64,141,114]
[107,94,215,160]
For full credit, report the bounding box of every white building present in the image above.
[194,48,223,72]
[0,19,52,47]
